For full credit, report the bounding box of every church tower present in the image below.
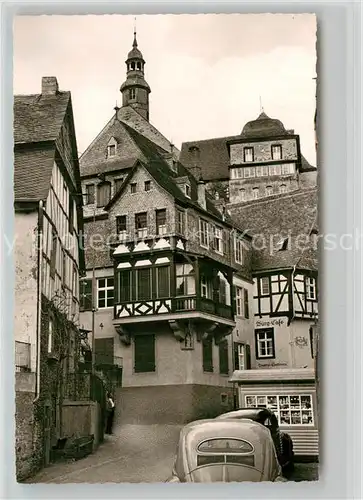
[120,30,151,121]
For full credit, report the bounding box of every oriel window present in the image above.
[176,263,195,296]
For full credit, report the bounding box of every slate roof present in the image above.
[180,112,316,182]
[13,90,73,203]
[14,92,71,144]
[228,188,318,272]
[105,123,224,221]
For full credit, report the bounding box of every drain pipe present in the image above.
[34,200,44,402]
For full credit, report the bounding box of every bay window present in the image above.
[176,264,195,296]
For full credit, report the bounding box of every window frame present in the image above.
[234,235,244,264]
[271,144,282,160]
[135,212,148,239]
[107,144,116,158]
[255,328,275,359]
[118,270,131,302]
[266,185,273,197]
[130,183,137,194]
[116,215,127,240]
[252,188,259,200]
[176,263,195,296]
[129,88,136,100]
[213,225,224,254]
[156,209,167,236]
[144,180,151,192]
[97,277,114,309]
[306,277,317,300]
[260,277,270,296]
[156,265,170,298]
[176,209,186,235]
[243,147,254,163]
[97,181,111,207]
[85,184,95,205]
[136,268,152,301]
[199,218,209,248]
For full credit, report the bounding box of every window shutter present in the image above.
[244,288,249,319]
[134,335,155,373]
[80,279,92,311]
[245,344,251,369]
[219,340,229,374]
[202,337,213,372]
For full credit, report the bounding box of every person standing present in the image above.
[106,392,115,434]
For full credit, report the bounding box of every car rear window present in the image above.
[197,439,254,454]
[197,454,255,467]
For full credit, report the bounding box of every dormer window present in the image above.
[129,88,136,100]
[243,147,254,163]
[185,184,191,198]
[107,137,118,158]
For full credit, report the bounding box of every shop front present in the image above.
[230,368,319,459]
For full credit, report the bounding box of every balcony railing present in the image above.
[114,296,234,321]
[15,341,31,372]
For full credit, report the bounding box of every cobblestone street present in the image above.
[27,424,318,484]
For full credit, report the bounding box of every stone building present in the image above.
[180,111,317,204]
[14,77,86,480]
[78,34,255,424]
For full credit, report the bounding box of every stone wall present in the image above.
[230,138,298,165]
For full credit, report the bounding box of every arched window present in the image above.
[266,185,273,197]
[253,187,259,200]
[280,184,287,194]
[240,189,246,201]
[97,181,111,207]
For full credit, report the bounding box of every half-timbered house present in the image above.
[228,187,319,458]
[14,77,86,479]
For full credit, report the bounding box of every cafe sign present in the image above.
[255,318,286,328]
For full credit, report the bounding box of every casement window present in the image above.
[134,334,155,373]
[243,147,254,163]
[234,343,251,370]
[234,235,244,264]
[176,263,195,296]
[135,212,148,239]
[201,276,213,299]
[202,337,213,372]
[244,289,249,319]
[261,277,270,295]
[306,277,316,300]
[144,180,151,192]
[97,277,114,308]
[252,188,259,200]
[199,219,209,248]
[79,279,92,311]
[234,286,243,316]
[271,144,282,160]
[219,340,229,375]
[118,270,131,302]
[245,394,314,426]
[184,184,191,198]
[129,88,136,100]
[48,318,53,354]
[50,229,57,279]
[280,184,287,194]
[130,183,137,194]
[266,185,273,196]
[219,279,226,304]
[156,209,167,235]
[114,178,124,193]
[85,184,95,205]
[256,166,269,177]
[97,182,111,207]
[213,226,224,254]
[176,209,186,234]
[269,165,282,176]
[136,268,152,300]
[231,168,243,179]
[282,163,295,175]
[156,266,170,298]
[255,328,275,359]
[243,167,255,178]
[107,144,116,157]
[116,215,127,240]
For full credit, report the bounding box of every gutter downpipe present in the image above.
[34,200,44,402]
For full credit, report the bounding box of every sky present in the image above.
[13,14,317,165]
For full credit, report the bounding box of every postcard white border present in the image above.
[1,1,362,499]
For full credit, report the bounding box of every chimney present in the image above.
[197,179,206,210]
[42,76,59,95]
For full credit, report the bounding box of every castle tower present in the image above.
[120,30,151,121]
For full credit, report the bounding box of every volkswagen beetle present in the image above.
[165,419,286,483]
[216,408,294,474]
